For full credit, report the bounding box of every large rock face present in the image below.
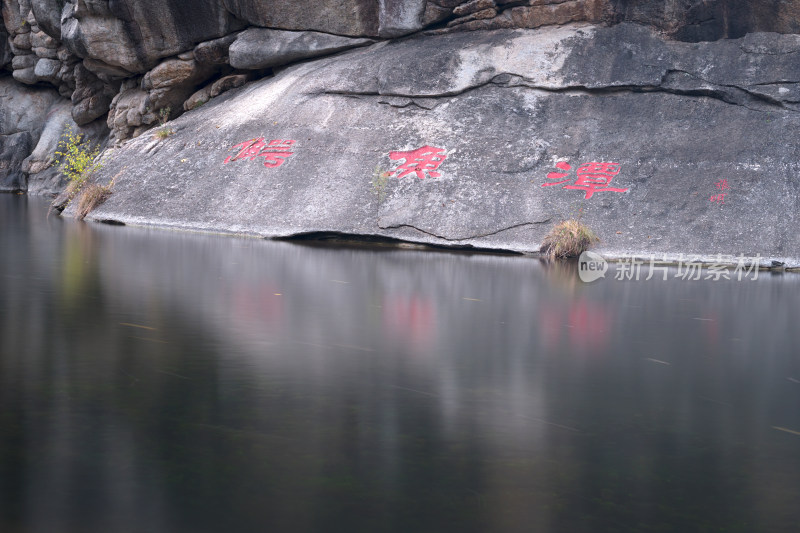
[1,0,800,264]
[71,23,800,265]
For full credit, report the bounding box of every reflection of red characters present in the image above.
[567,300,611,351]
[382,295,435,349]
[230,285,284,328]
[537,299,612,353]
[224,138,296,168]
[388,145,447,179]
[543,161,628,199]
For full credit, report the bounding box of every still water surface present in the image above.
[1,195,799,533]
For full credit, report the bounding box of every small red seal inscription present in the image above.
[709,179,730,204]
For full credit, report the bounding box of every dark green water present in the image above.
[1,194,799,533]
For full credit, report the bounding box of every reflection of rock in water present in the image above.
[4,195,800,533]
[540,258,581,293]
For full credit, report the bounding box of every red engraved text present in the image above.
[224,138,296,168]
[542,160,628,199]
[388,145,447,179]
[710,178,730,204]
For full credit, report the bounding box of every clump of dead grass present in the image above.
[75,182,113,220]
[540,219,599,258]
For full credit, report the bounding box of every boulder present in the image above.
[143,57,207,91]
[106,54,219,140]
[11,31,31,51]
[60,0,244,74]
[33,57,61,82]
[71,62,117,125]
[194,34,239,66]
[378,0,429,37]
[209,73,251,97]
[11,67,38,85]
[452,0,495,17]
[29,29,58,50]
[1,1,81,96]
[221,0,387,37]
[0,76,62,135]
[229,28,374,70]
[422,2,452,25]
[107,84,149,140]
[11,54,36,70]
[184,73,252,111]
[28,0,64,38]
[184,85,215,112]
[1,0,30,35]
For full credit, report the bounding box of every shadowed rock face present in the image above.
[56,0,428,76]
[610,0,800,41]
[223,0,380,37]
[228,28,374,70]
[638,0,800,39]
[28,0,63,38]
[60,0,242,74]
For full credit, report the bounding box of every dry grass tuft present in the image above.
[154,126,174,140]
[76,183,113,220]
[540,219,600,258]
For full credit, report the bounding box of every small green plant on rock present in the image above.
[154,106,174,139]
[372,165,391,203]
[53,127,115,219]
[540,219,600,258]
[54,126,103,188]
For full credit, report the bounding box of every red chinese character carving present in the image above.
[388,145,446,179]
[715,179,729,191]
[542,160,628,199]
[710,193,726,204]
[224,138,296,168]
[544,161,572,185]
